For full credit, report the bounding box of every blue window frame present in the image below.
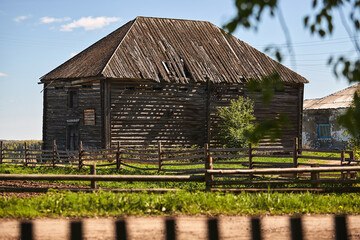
[318,124,331,139]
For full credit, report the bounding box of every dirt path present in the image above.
[1,215,360,240]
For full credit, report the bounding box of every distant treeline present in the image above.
[1,140,42,150]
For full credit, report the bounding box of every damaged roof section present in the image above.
[41,16,309,84]
[304,84,360,110]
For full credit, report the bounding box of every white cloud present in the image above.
[40,16,71,24]
[60,16,121,32]
[0,72,8,77]
[14,15,31,22]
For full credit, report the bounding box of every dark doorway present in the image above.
[67,124,79,150]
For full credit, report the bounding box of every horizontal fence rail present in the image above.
[17,215,351,240]
[1,138,359,192]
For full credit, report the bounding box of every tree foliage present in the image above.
[217,96,255,148]
[225,0,360,144]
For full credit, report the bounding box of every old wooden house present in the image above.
[303,84,360,149]
[40,17,308,150]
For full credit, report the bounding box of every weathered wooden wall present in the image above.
[209,83,302,149]
[109,80,303,149]
[43,81,103,150]
[42,78,303,150]
[110,80,207,147]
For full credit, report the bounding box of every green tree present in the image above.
[217,96,255,148]
[224,0,360,144]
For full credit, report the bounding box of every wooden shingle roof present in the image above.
[41,16,309,84]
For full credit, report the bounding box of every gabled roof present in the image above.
[304,84,360,110]
[41,16,309,84]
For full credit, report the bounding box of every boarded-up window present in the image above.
[84,109,95,125]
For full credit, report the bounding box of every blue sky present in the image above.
[0,0,356,140]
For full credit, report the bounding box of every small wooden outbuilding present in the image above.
[40,17,308,150]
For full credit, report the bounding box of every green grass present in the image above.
[1,190,360,218]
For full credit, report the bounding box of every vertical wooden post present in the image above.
[293,137,299,178]
[335,215,348,240]
[90,164,97,189]
[251,218,262,240]
[70,221,83,240]
[78,141,83,170]
[290,217,303,240]
[0,141,3,164]
[115,219,128,240]
[24,142,28,167]
[341,150,346,179]
[293,137,299,168]
[158,142,162,172]
[311,164,320,188]
[116,141,121,170]
[21,222,34,240]
[205,143,213,191]
[249,143,253,180]
[207,218,219,240]
[52,140,57,168]
[165,218,176,240]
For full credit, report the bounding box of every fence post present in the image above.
[293,137,299,178]
[52,140,57,168]
[90,164,97,189]
[311,164,320,188]
[207,218,219,240]
[24,142,28,167]
[249,143,253,180]
[205,143,213,191]
[115,219,128,240]
[341,150,347,179]
[335,215,348,240]
[116,141,121,171]
[251,217,262,240]
[70,221,83,240]
[166,218,176,240]
[21,221,34,240]
[78,141,83,170]
[158,142,162,172]
[293,137,299,168]
[0,141,3,164]
[290,217,303,240]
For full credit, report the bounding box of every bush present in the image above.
[216,96,255,148]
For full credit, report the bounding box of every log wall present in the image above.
[43,81,103,150]
[110,81,207,147]
[209,83,303,149]
[42,79,303,150]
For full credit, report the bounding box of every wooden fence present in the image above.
[18,215,350,240]
[0,138,357,175]
[1,165,360,193]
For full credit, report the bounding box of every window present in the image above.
[68,89,78,108]
[318,124,331,139]
[83,109,95,126]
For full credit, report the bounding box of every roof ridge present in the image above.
[100,18,137,76]
[136,16,209,23]
[317,83,360,101]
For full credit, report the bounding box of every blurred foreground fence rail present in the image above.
[19,215,350,240]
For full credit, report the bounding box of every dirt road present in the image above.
[1,215,360,240]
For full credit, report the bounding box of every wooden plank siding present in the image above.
[108,79,302,149]
[43,81,103,150]
[109,80,207,147]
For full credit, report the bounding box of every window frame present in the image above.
[318,123,331,139]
